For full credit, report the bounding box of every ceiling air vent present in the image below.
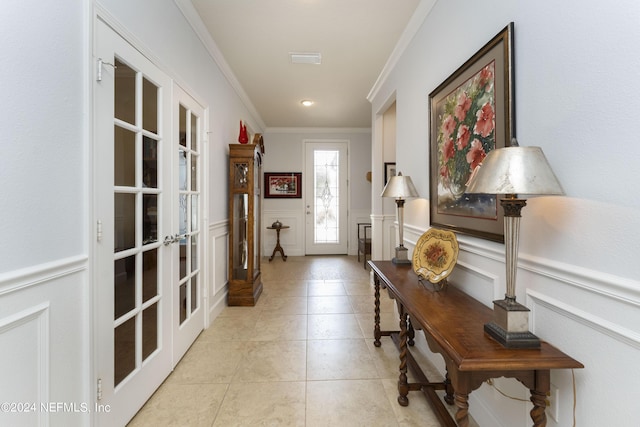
[289,52,321,65]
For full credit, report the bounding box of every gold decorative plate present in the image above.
[412,228,459,283]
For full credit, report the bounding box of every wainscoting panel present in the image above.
[0,303,50,426]
[525,289,640,427]
[371,213,395,260]
[0,256,88,426]
[208,220,228,324]
[262,210,304,257]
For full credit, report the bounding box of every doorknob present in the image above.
[163,234,186,245]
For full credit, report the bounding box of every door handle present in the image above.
[163,234,186,245]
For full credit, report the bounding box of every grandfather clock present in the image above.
[228,143,263,306]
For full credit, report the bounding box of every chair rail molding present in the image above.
[0,255,88,297]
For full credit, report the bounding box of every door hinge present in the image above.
[96,58,117,82]
[97,220,103,242]
[97,378,103,401]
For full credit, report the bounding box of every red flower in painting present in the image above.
[466,139,486,170]
[474,102,495,138]
[442,138,455,162]
[439,165,449,179]
[455,92,472,122]
[441,115,456,140]
[456,125,471,150]
[478,64,494,88]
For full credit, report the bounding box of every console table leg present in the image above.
[454,392,470,427]
[373,275,382,347]
[407,315,415,346]
[530,389,548,427]
[397,304,409,406]
[530,370,550,427]
[444,371,455,405]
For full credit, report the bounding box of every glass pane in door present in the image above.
[143,194,158,245]
[114,256,135,319]
[142,249,158,303]
[114,193,135,252]
[143,136,158,188]
[142,303,158,359]
[313,150,339,243]
[114,317,135,386]
[114,59,135,124]
[142,77,157,132]
[115,127,135,187]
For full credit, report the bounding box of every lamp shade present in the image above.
[381,173,419,199]
[465,146,564,196]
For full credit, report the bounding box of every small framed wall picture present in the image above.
[264,172,302,198]
[384,162,396,185]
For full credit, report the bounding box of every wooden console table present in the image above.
[369,261,583,427]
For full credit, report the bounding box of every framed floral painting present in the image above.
[429,23,515,243]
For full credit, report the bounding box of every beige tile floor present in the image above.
[128,256,478,427]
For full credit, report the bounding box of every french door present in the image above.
[171,85,204,363]
[94,19,204,426]
[304,141,349,254]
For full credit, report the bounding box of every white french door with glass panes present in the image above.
[94,19,204,426]
[94,19,172,426]
[304,141,348,254]
[171,84,204,363]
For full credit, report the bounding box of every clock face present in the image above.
[413,228,459,284]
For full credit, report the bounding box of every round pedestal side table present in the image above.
[267,224,289,261]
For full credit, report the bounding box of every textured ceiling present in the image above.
[189,0,421,129]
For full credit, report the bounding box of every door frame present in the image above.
[303,139,350,255]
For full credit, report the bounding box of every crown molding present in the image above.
[265,127,371,134]
[367,0,437,103]
[173,0,266,130]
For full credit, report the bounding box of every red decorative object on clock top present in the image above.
[238,120,248,144]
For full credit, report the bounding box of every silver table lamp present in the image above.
[465,140,564,348]
[381,172,419,264]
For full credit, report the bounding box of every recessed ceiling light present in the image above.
[290,52,321,65]
[301,100,314,107]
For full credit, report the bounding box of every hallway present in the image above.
[128,256,474,426]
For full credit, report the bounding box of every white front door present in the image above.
[304,141,349,254]
[171,85,205,363]
[94,19,172,426]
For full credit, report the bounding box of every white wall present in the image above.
[0,1,90,426]
[261,129,372,256]
[370,0,640,426]
[0,1,87,273]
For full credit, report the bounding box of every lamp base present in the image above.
[391,246,411,265]
[484,298,540,348]
[484,322,540,348]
